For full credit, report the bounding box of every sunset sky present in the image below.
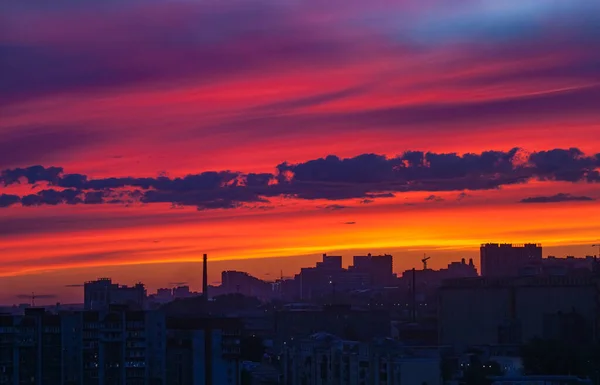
[1,0,599,304]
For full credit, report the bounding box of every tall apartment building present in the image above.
[0,307,242,385]
[75,305,166,385]
[0,308,62,385]
[0,305,165,385]
[166,317,242,385]
[282,333,441,385]
[480,244,542,277]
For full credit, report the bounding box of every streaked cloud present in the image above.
[520,193,596,204]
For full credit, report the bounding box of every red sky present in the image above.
[1,0,599,304]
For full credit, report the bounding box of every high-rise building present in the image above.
[166,317,242,385]
[0,306,244,385]
[480,243,542,277]
[0,305,165,385]
[0,308,62,385]
[84,278,147,311]
[349,254,394,286]
[316,254,342,270]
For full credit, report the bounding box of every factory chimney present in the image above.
[203,254,208,301]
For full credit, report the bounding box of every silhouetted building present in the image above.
[282,333,441,385]
[166,317,242,385]
[480,244,542,277]
[0,306,165,385]
[277,253,399,300]
[400,258,478,289]
[219,271,273,300]
[295,254,347,300]
[0,308,62,385]
[316,254,342,270]
[78,305,165,385]
[155,288,174,303]
[84,278,147,311]
[274,304,391,352]
[173,285,192,299]
[438,275,599,347]
[535,255,597,276]
[350,254,395,286]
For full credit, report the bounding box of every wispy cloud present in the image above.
[520,193,595,204]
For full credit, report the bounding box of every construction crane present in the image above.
[593,244,600,257]
[16,292,56,307]
[421,255,431,270]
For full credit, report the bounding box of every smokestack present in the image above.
[203,254,208,300]
[411,268,416,323]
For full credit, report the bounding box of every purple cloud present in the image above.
[1,147,598,209]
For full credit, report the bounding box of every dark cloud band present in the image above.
[1,147,599,210]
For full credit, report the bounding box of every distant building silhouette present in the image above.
[291,253,397,300]
[349,253,394,286]
[317,254,342,270]
[219,270,273,300]
[274,303,390,351]
[480,243,542,277]
[173,285,192,299]
[83,278,146,311]
[400,258,478,288]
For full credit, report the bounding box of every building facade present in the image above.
[438,275,600,347]
[350,254,395,287]
[0,307,241,385]
[282,333,441,385]
[166,317,242,385]
[0,308,62,385]
[480,244,542,277]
